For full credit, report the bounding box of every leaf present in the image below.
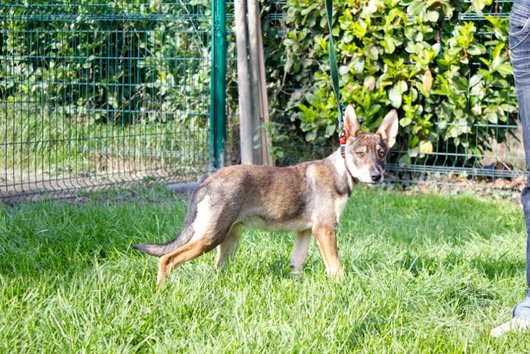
[453,76,468,91]
[365,0,378,15]
[486,112,498,124]
[364,76,376,92]
[352,56,365,73]
[351,22,367,39]
[301,4,318,16]
[469,74,482,87]
[339,66,349,75]
[388,85,403,108]
[365,45,379,60]
[425,11,439,22]
[467,44,485,55]
[411,87,419,101]
[419,140,433,154]
[305,131,317,142]
[407,0,425,16]
[384,37,396,53]
[496,63,513,77]
[325,123,336,137]
[410,135,419,148]
[400,117,412,127]
[397,80,408,93]
[472,0,486,13]
[422,69,433,93]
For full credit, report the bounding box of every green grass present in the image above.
[1,186,530,352]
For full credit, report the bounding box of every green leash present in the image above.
[324,0,346,157]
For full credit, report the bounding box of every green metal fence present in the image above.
[0,1,216,199]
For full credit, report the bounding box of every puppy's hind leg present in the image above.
[290,230,311,277]
[215,224,241,269]
[157,235,220,285]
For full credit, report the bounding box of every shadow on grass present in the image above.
[266,257,294,279]
[0,188,524,282]
[0,232,140,280]
[0,199,184,280]
[471,256,526,281]
[348,315,386,347]
[342,189,523,247]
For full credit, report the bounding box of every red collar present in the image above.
[339,129,347,158]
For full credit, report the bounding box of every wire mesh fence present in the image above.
[0,2,211,200]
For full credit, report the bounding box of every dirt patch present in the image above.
[386,172,527,204]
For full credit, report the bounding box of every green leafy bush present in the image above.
[276,0,516,164]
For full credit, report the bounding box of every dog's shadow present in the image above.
[265,258,290,278]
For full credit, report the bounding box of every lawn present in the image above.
[1,185,530,352]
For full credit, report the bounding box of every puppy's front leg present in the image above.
[313,225,344,280]
[291,230,312,276]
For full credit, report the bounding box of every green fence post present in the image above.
[210,0,227,170]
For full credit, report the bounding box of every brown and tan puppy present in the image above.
[135,105,399,285]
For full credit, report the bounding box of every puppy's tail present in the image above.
[134,216,197,257]
[134,234,188,257]
[134,185,203,257]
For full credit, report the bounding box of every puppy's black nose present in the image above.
[371,173,382,182]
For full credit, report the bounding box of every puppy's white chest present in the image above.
[334,195,349,222]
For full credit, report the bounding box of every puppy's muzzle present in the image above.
[370,172,382,183]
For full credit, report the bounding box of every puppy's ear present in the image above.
[343,104,361,141]
[376,109,399,148]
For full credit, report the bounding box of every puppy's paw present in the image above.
[290,271,303,281]
[328,266,344,282]
[156,272,167,287]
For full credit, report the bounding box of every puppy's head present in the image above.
[342,105,399,184]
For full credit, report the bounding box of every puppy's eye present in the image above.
[356,152,365,158]
[378,150,385,158]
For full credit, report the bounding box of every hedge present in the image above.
[267,0,516,165]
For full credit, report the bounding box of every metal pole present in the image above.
[210,0,227,170]
[247,0,262,164]
[255,3,273,166]
[235,0,254,164]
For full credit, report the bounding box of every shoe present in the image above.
[491,318,530,337]
[491,291,530,337]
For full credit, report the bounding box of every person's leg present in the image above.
[511,0,530,319]
[512,105,530,320]
[498,90,530,334]
[491,0,530,336]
